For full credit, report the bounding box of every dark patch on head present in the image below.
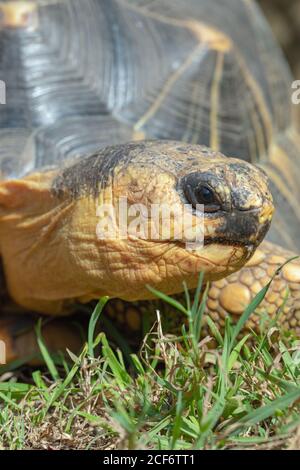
[52,141,146,199]
[51,140,220,200]
[228,163,250,175]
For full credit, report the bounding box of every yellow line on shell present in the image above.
[134,43,207,131]
[210,52,224,151]
[237,52,273,155]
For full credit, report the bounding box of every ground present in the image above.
[1,279,300,450]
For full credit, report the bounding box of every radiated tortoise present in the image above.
[0,0,299,363]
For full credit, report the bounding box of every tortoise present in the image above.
[0,0,299,364]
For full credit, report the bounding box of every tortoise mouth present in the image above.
[202,237,255,247]
[159,240,255,286]
[202,239,257,265]
[175,236,255,252]
[202,205,273,251]
[171,216,271,256]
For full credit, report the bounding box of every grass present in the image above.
[0,273,300,450]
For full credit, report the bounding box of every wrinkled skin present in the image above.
[0,141,273,314]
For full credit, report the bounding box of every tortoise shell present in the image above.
[0,0,299,250]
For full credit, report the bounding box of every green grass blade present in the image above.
[229,282,271,353]
[101,315,133,365]
[238,388,300,428]
[191,272,204,319]
[206,316,224,346]
[88,296,109,357]
[230,257,298,353]
[146,285,188,315]
[35,319,60,381]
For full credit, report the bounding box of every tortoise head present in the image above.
[50,140,274,302]
[0,141,274,311]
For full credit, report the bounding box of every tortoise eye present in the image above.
[184,182,221,213]
[195,185,215,205]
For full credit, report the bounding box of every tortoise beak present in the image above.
[209,199,274,251]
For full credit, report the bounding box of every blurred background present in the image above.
[259,0,300,78]
[259,0,300,127]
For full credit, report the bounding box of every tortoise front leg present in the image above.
[0,315,84,366]
[206,240,300,334]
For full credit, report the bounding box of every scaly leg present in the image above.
[105,241,300,337]
[206,240,300,334]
